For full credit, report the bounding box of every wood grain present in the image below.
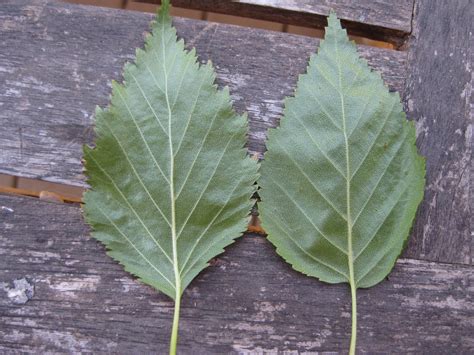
[0,194,473,354]
[0,1,471,353]
[136,0,414,46]
[402,0,473,265]
[0,0,471,265]
[0,0,406,187]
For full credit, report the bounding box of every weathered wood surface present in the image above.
[137,0,414,46]
[0,0,471,266]
[401,0,473,265]
[0,0,406,187]
[1,193,473,354]
[0,0,472,352]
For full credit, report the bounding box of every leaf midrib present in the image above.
[333,29,359,354]
[333,34,355,287]
[160,20,181,298]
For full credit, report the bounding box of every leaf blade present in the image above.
[83,7,258,300]
[259,13,425,288]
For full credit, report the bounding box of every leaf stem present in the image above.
[349,281,357,355]
[169,290,181,355]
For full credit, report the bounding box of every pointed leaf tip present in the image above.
[327,11,342,29]
[158,0,171,22]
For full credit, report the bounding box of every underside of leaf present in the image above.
[259,14,425,289]
[83,5,258,300]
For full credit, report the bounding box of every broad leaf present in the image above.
[258,13,425,353]
[82,2,258,352]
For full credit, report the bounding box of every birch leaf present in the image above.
[82,2,258,352]
[258,13,425,354]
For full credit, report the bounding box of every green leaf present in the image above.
[82,3,258,353]
[258,13,425,354]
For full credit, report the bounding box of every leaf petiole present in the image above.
[169,291,181,355]
[349,283,357,355]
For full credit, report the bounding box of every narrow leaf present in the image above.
[258,13,425,353]
[82,3,258,353]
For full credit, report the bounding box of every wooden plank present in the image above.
[136,0,414,46]
[0,0,469,265]
[402,0,473,265]
[0,0,406,187]
[0,194,473,353]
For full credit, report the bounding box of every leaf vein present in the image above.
[264,210,349,278]
[176,131,238,240]
[351,129,409,227]
[266,174,348,255]
[173,69,208,159]
[347,85,378,139]
[314,64,340,93]
[273,139,347,221]
[96,205,175,290]
[179,176,244,277]
[350,99,397,181]
[115,88,170,185]
[175,93,226,199]
[129,71,168,137]
[101,118,172,227]
[88,153,174,264]
[301,80,343,131]
[160,19,181,297]
[286,105,346,178]
[353,171,412,262]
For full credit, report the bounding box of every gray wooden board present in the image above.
[0,0,471,266]
[401,0,473,265]
[0,194,473,353]
[0,0,406,187]
[138,0,414,46]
